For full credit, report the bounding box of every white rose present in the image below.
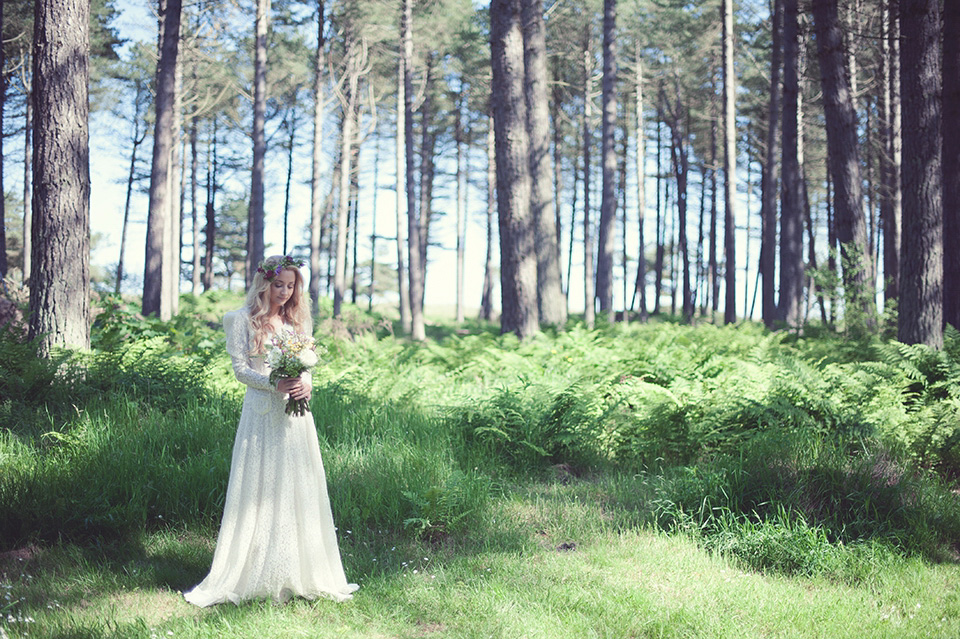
[266,348,281,367]
[298,348,318,368]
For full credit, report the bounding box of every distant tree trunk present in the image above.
[117,93,146,294]
[417,56,437,305]
[202,118,217,292]
[898,0,942,348]
[709,89,720,316]
[653,112,664,315]
[779,0,804,328]
[812,0,875,325]
[596,0,617,321]
[22,88,33,284]
[29,0,90,352]
[143,0,182,318]
[0,0,6,280]
[722,0,737,324]
[282,109,296,255]
[166,59,182,317]
[491,0,538,338]
[310,0,327,316]
[523,0,565,327]
[190,115,201,294]
[246,0,269,289]
[880,0,901,310]
[760,0,783,327]
[582,26,595,328]
[455,88,468,324]
[395,54,411,330]
[480,110,496,321]
[632,49,647,320]
[664,91,692,321]
[943,0,960,331]
[403,0,425,340]
[334,36,360,318]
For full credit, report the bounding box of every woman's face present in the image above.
[269,269,297,311]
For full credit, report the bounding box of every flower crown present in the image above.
[257,255,304,280]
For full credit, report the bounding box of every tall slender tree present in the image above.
[812,0,874,326]
[943,0,959,331]
[596,0,617,321]
[29,0,90,352]
[760,0,783,328]
[522,0,565,326]
[246,0,269,288]
[721,0,737,324]
[898,0,942,347]
[403,0,425,340]
[143,0,182,318]
[491,0,538,338]
[779,0,803,328]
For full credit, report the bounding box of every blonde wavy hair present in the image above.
[245,255,312,354]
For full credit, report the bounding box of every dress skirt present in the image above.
[184,386,358,606]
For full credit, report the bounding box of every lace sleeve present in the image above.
[223,309,275,392]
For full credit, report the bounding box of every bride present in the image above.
[184,255,358,606]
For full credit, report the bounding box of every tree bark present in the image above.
[898,0,942,348]
[480,109,496,321]
[880,0,901,310]
[760,0,783,328]
[403,0,425,340]
[596,0,617,321]
[633,49,647,320]
[246,0,269,289]
[0,0,6,280]
[812,0,875,325]
[143,0,182,318]
[395,49,411,331]
[722,0,737,324]
[29,0,90,352]
[455,88,468,325]
[582,26,595,328]
[522,0,566,326]
[202,118,217,292]
[22,85,32,284]
[492,0,538,338]
[779,0,804,328]
[310,0,327,316]
[334,37,360,318]
[943,0,960,331]
[117,92,146,294]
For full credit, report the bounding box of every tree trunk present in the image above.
[722,0,737,324]
[455,88,468,325]
[779,0,804,328]
[22,85,32,284]
[403,0,425,340]
[190,111,200,294]
[166,58,182,317]
[282,109,296,255]
[0,0,6,280]
[334,38,360,318]
[943,0,960,331]
[898,0,942,348]
[761,0,783,328]
[665,91,692,322]
[882,0,902,310]
[654,112,664,315]
[395,51,411,331]
[310,0,327,316]
[596,0,617,321]
[29,0,90,352]
[812,0,875,326]
[522,0,565,327]
[633,48,647,320]
[491,0,538,338]
[480,109,496,321]
[417,56,437,307]
[117,94,145,294]
[583,26,595,328]
[202,118,217,292]
[246,0,269,289]
[143,0,182,318]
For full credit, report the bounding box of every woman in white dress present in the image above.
[184,255,358,607]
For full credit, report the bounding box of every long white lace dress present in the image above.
[184,308,358,607]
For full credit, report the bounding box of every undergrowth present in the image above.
[2,292,960,581]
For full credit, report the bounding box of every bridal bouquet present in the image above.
[266,329,322,416]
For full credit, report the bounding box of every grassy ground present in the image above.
[4,298,960,638]
[3,477,960,639]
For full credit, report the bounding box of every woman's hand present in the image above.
[276,377,311,401]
